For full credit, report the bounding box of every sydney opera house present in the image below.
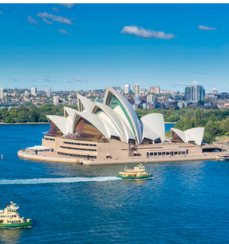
[39,87,207,162]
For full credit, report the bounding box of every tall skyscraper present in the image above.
[24,90,29,97]
[150,86,154,93]
[124,84,130,94]
[155,86,160,94]
[0,87,3,99]
[31,87,37,96]
[133,84,140,97]
[185,85,205,102]
[47,87,51,97]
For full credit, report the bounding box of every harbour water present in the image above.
[0,124,229,243]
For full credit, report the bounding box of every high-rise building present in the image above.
[155,86,160,94]
[185,85,205,102]
[24,90,29,97]
[47,87,51,97]
[150,86,154,93]
[31,87,37,96]
[0,87,3,99]
[133,84,140,97]
[124,84,130,94]
[212,88,218,94]
[53,96,60,104]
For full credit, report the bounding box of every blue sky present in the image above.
[0,3,228,92]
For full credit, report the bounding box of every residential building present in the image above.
[0,87,3,99]
[124,84,130,94]
[147,94,154,103]
[53,96,60,104]
[185,85,205,102]
[221,92,229,100]
[149,86,154,93]
[133,84,140,97]
[212,88,218,94]
[31,87,37,96]
[47,88,51,97]
[155,86,160,94]
[134,96,141,105]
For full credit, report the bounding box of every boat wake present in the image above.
[0,177,120,185]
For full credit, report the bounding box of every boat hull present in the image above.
[0,220,32,228]
[117,174,153,179]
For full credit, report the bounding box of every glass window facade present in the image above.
[74,118,105,140]
[171,131,184,143]
[46,121,63,136]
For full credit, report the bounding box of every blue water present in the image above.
[1,124,229,243]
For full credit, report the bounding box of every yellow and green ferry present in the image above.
[117,164,153,179]
[0,202,32,228]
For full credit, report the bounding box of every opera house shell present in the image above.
[42,87,204,161]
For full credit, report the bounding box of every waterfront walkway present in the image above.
[18,150,228,165]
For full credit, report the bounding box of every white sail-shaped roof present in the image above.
[171,127,204,146]
[104,87,142,144]
[46,87,170,145]
[91,102,135,143]
[171,128,187,143]
[73,110,120,139]
[141,113,165,142]
[142,123,161,141]
[77,94,94,112]
[64,107,77,133]
[46,115,69,135]
[185,127,204,146]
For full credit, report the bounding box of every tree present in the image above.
[3,116,15,123]
[209,114,217,122]
[167,114,180,122]
[30,108,40,122]
[203,120,222,143]
[220,117,229,134]
[17,112,30,123]
[183,112,193,131]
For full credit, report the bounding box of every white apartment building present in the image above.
[47,87,51,97]
[31,87,37,96]
[124,84,130,94]
[0,87,3,99]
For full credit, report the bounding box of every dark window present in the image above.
[57,152,96,159]
[60,146,96,151]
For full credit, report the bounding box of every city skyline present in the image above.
[0,4,228,92]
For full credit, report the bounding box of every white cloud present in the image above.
[74,78,89,82]
[27,16,39,25]
[59,3,74,9]
[37,12,73,25]
[175,82,189,86]
[175,81,201,86]
[43,18,52,25]
[52,7,61,12]
[58,29,71,34]
[191,81,201,85]
[198,25,217,31]
[121,25,175,39]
